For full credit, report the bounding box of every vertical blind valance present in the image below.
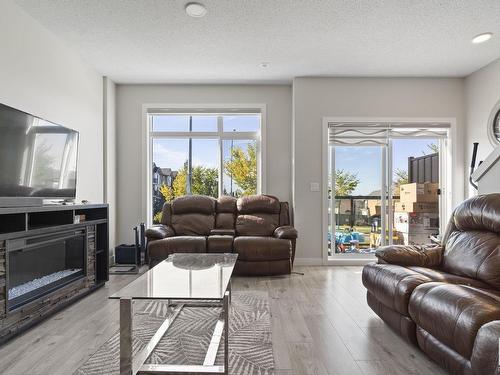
[328,122,450,145]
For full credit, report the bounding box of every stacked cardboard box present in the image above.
[394,182,439,245]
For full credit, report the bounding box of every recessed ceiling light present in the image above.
[472,32,493,44]
[260,62,270,68]
[185,2,207,18]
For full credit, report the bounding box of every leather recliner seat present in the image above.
[146,194,298,276]
[362,193,500,375]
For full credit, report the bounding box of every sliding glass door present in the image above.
[328,145,386,256]
[326,123,449,259]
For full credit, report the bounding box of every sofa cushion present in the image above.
[409,282,500,359]
[375,245,443,267]
[148,236,206,260]
[207,235,233,253]
[236,214,279,236]
[235,259,291,276]
[171,213,214,236]
[217,196,237,213]
[237,195,280,214]
[233,236,291,261]
[453,194,500,233]
[416,327,473,375]
[145,224,175,240]
[441,194,500,289]
[210,229,235,236]
[171,195,216,215]
[274,225,298,239]
[279,202,290,226]
[442,230,500,289]
[367,291,417,344]
[216,212,235,230]
[471,320,500,375]
[362,263,433,316]
[408,266,491,289]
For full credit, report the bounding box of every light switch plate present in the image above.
[310,182,320,192]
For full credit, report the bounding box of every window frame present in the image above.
[321,116,456,266]
[142,104,266,226]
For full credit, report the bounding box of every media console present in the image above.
[0,203,109,344]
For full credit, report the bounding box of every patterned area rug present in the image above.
[74,292,274,374]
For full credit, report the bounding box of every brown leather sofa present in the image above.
[362,193,500,375]
[145,194,297,275]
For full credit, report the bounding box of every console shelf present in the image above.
[0,203,109,344]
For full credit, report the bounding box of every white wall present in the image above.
[115,84,292,243]
[0,0,104,203]
[293,77,466,264]
[465,58,500,196]
[104,78,117,253]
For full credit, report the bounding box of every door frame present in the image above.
[321,117,455,266]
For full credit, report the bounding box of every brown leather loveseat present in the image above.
[362,194,500,374]
[145,194,297,275]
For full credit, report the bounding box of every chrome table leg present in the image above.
[223,292,229,375]
[120,298,133,375]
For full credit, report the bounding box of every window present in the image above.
[148,112,262,223]
[325,122,450,258]
[491,108,500,144]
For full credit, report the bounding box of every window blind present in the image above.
[328,122,450,145]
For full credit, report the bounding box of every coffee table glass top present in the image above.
[110,253,238,300]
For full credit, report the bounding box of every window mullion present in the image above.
[218,137,223,197]
[149,112,262,221]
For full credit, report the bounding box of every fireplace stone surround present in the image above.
[0,204,108,344]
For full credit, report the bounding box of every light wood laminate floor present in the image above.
[0,266,446,375]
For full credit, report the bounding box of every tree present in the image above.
[331,170,359,232]
[422,143,439,155]
[224,143,257,196]
[394,168,408,191]
[153,162,218,223]
[191,166,218,197]
[333,169,359,196]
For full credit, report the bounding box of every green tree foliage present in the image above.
[224,143,257,196]
[153,162,218,223]
[191,166,218,197]
[333,169,360,196]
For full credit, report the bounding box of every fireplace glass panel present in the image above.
[7,230,85,310]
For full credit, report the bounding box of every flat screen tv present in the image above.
[0,103,79,200]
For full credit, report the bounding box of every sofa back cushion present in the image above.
[442,194,500,289]
[170,195,216,235]
[216,196,236,230]
[236,195,280,236]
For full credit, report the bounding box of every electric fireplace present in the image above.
[6,229,86,311]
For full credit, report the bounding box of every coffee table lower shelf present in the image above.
[119,292,230,375]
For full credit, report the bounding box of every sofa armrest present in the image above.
[145,224,175,241]
[274,225,298,240]
[375,244,443,267]
[210,229,235,236]
[471,320,500,375]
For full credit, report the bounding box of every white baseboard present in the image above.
[294,257,376,266]
[326,258,375,266]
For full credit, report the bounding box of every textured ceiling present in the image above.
[14,0,500,83]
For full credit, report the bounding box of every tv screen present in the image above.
[0,103,78,199]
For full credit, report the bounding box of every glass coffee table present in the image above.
[110,253,238,375]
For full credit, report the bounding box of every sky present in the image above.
[152,116,257,194]
[334,139,439,195]
[151,114,439,197]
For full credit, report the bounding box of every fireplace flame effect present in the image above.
[8,269,83,300]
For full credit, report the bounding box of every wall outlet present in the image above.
[310,182,320,192]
